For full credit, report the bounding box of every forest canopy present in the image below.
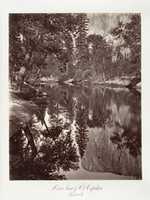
[9,13,141,87]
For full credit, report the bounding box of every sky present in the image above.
[87,13,131,35]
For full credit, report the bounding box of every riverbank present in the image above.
[60,76,141,92]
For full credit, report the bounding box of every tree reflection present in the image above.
[110,122,141,158]
[10,114,79,179]
[109,106,141,158]
[75,102,89,158]
[85,88,141,158]
[10,85,141,179]
[87,88,110,128]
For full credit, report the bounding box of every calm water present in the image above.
[9,85,141,180]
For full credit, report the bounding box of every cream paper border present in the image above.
[0,0,150,199]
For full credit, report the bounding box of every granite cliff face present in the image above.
[88,14,131,35]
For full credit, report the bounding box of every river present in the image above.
[9,84,141,180]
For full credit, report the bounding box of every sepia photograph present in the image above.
[9,13,141,180]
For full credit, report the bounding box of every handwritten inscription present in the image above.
[51,184,103,197]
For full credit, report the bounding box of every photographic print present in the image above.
[9,13,141,180]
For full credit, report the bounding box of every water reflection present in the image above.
[10,85,141,179]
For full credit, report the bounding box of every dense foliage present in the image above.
[9,14,89,84]
[9,14,141,87]
[111,14,141,77]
